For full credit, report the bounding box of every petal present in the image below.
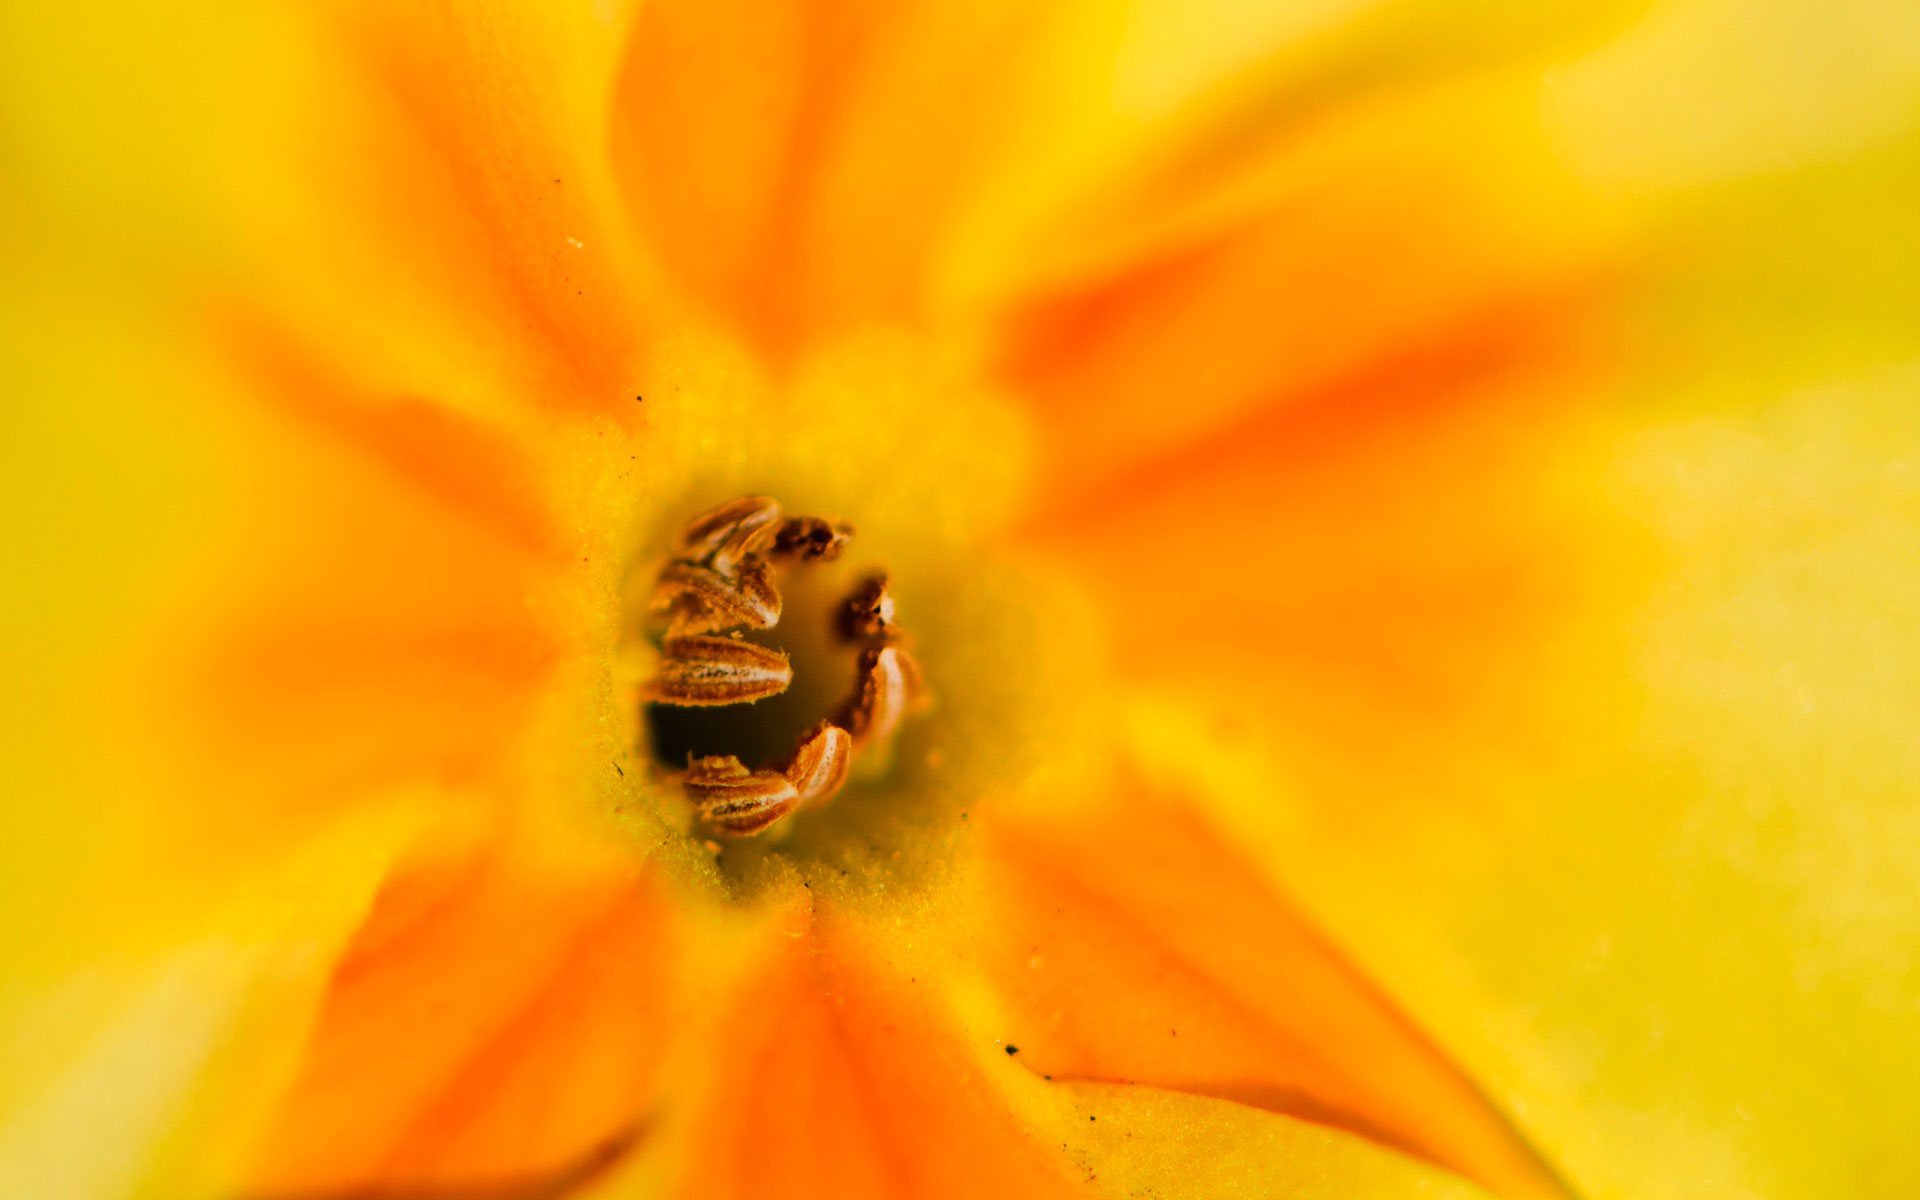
[0,257,591,1032]
[1008,1081,1501,1200]
[157,412,568,848]
[970,783,1568,1200]
[993,72,1625,508]
[244,830,674,1194]
[1019,319,1613,776]
[1029,6,1920,1196]
[216,313,573,563]
[332,2,659,414]
[667,901,1082,1200]
[0,804,430,1200]
[944,0,1638,315]
[607,0,1034,358]
[213,4,654,422]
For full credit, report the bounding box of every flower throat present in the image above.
[642,496,926,836]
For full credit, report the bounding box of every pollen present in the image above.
[643,496,928,836]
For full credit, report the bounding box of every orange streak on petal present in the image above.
[975,790,1571,1200]
[1029,280,1604,525]
[247,842,674,1194]
[995,107,1625,509]
[319,7,646,415]
[193,620,555,804]
[610,0,1028,359]
[676,906,1082,1200]
[160,318,574,829]
[1020,287,1611,747]
[217,312,570,562]
[610,0,855,357]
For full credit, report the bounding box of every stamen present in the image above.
[771,517,854,562]
[650,636,792,706]
[839,572,899,641]
[643,496,928,837]
[784,722,853,807]
[653,558,781,636]
[674,495,782,575]
[840,645,922,750]
[684,755,801,836]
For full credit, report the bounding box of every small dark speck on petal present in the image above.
[1004,1045,1019,1056]
[613,762,624,776]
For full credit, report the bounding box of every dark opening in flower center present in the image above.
[641,496,925,836]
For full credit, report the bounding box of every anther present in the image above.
[654,557,781,636]
[684,755,801,836]
[644,496,929,837]
[839,572,899,641]
[650,636,792,706]
[674,495,782,575]
[784,722,853,808]
[840,645,923,750]
[771,517,854,563]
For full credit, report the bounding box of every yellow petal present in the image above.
[0,801,434,1200]
[664,903,1084,1200]
[608,0,1034,358]
[994,77,1624,508]
[969,781,1568,1199]
[1046,7,1920,1198]
[1009,1082,1497,1200]
[248,2,656,418]
[244,829,672,1194]
[941,0,1641,315]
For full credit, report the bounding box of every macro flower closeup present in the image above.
[4,1,1920,1199]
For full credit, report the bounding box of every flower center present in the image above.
[640,496,926,837]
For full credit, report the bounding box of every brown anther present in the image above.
[644,495,932,837]
[650,636,792,706]
[839,572,899,641]
[684,755,801,836]
[771,517,854,563]
[674,495,782,574]
[840,645,923,750]
[654,557,780,636]
[784,722,853,808]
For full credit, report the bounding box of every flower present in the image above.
[3,2,1920,1200]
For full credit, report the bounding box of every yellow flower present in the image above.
[4,2,1919,1200]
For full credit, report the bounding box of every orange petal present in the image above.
[1017,284,1621,773]
[609,0,1033,359]
[245,834,673,1194]
[972,783,1570,1200]
[239,4,651,419]
[672,903,1081,1200]
[217,312,571,564]
[168,453,562,829]
[128,313,591,867]
[994,74,1626,509]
